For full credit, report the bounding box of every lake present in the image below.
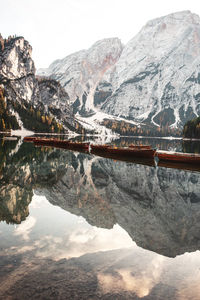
[1,136,200,299]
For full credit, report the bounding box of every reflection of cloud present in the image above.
[11,224,134,261]
[66,224,134,258]
[98,256,164,298]
[29,194,47,209]
[14,216,36,240]
[15,245,35,253]
[177,266,200,300]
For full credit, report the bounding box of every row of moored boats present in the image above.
[23,137,200,166]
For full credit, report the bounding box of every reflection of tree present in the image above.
[0,141,55,224]
[0,141,85,224]
[182,140,200,154]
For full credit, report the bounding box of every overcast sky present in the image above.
[1,0,200,69]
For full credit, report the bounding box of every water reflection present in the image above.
[1,139,200,299]
[1,140,200,257]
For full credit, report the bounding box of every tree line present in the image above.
[183,116,200,138]
[102,119,182,137]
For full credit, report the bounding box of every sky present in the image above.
[1,0,200,69]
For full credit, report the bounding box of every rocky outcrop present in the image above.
[37,77,75,128]
[0,36,39,105]
[0,36,76,132]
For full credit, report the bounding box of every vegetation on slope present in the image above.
[0,86,20,131]
[183,116,200,138]
[102,119,182,137]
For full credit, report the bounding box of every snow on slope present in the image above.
[101,11,200,128]
[38,11,200,130]
[37,38,123,115]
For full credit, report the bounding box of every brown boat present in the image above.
[156,150,200,164]
[23,136,37,142]
[129,144,152,149]
[67,141,90,151]
[33,138,90,152]
[90,144,110,151]
[34,138,70,148]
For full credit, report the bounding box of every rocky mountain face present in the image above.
[37,38,123,116]
[2,140,200,257]
[0,35,76,132]
[100,11,200,128]
[39,11,200,130]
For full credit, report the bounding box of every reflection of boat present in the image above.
[156,150,200,164]
[3,136,18,141]
[90,149,155,167]
[158,160,200,172]
[106,146,156,159]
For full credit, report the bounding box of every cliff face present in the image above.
[38,11,200,130]
[37,38,123,116]
[0,36,76,132]
[99,11,200,127]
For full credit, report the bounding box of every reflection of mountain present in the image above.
[1,141,200,257]
[36,150,200,258]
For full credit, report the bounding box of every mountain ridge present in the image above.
[38,10,200,132]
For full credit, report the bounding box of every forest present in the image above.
[102,119,182,137]
[183,116,200,138]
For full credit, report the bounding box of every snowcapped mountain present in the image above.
[100,11,200,128]
[37,38,123,116]
[38,11,200,130]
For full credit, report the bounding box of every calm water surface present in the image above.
[1,137,200,299]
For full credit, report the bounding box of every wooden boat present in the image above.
[129,144,152,149]
[106,146,156,159]
[32,137,90,152]
[156,150,200,164]
[34,138,70,147]
[23,136,37,142]
[67,141,90,151]
[90,144,110,151]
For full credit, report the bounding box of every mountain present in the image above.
[38,11,200,131]
[0,35,80,133]
[101,11,200,128]
[37,38,123,116]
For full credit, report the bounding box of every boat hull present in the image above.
[156,151,200,164]
[32,138,90,152]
